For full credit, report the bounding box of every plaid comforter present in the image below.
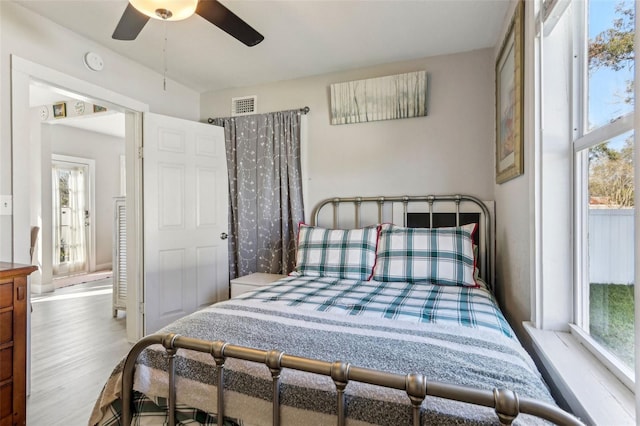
[90,276,554,425]
[238,275,512,336]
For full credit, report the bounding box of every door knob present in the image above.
[220,232,228,240]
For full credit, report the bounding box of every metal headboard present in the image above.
[310,194,494,291]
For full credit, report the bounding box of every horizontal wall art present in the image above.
[330,70,428,125]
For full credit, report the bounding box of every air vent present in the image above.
[231,95,257,116]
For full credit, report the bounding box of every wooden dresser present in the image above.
[0,263,37,426]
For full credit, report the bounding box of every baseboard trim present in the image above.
[31,281,54,294]
[95,263,112,272]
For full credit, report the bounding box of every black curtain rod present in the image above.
[207,106,310,124]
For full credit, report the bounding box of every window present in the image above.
[573,0,635,386]
[586,1,634,130]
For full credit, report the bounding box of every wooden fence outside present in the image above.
[589,209,634,285]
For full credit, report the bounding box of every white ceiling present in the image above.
[21,0,509,139]
[15,0,510,94]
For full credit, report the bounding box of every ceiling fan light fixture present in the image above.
[129,0,198,21]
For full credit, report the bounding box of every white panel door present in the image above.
[143,112,228,334]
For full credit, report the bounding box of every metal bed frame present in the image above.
[310,194,494,289]
[122,333,583,426]
[120,195,584,426]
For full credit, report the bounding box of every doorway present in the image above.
[11,56,147,341]
[51,156,93,279]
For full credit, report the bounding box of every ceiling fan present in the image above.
[112,0,264,47]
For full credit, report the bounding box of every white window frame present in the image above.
[530,1,638,421]
[570,0,635,390]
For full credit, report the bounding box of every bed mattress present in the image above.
[90,276,554,425]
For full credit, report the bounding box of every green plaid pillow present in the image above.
[295,224,380,280]
[373,224,477,286]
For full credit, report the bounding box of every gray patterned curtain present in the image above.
[212,109,305,279]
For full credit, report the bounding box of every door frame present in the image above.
[11,55,148,342]
[51,154,96,277]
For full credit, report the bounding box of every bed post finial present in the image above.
[330,360,350,385]
[376,197,385,224]
[266,350,285,426]
[493,388,519,425]
[163,339,179,426]
[331,361,350,426]
[402,197,410,227]
[406,373,427,426]
[210,341,229,423]
[210,340,228,359]
[426,198,434,228]
[161,333,180,350]
[332,198,340,229]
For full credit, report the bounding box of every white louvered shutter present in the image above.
[112,197,127,315]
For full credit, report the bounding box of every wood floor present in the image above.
[27,279,131,425]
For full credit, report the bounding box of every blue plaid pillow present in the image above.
[295,224,380,280]
[373,224,478,286]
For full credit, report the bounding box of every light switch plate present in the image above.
[0,195,12,215]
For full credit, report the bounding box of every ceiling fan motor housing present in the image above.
[129,0,198,21]
[155,8,172,20]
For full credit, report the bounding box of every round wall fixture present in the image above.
[73,101,86,115]
[83,52,104,71]
[38,105,49,120]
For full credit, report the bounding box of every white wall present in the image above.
[0,1,200,261]
[49,124,125,270]
[201,49,496,213]
[195,6,544,339]
[493,1,537,337]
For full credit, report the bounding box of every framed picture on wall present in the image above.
[52,102,66,119]
[495,0,524,184]
[330,71,428,125]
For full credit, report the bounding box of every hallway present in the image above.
[27,279,131,425]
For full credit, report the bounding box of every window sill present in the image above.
[523,322,635,425]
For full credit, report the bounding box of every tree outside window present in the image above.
[583,0,635,371]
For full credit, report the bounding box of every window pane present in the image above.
[587,131,634,369]
[587,0,635,130]
[58,170,70,207]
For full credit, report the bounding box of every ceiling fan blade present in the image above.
[112,3,150,40]
[196,0,264,47]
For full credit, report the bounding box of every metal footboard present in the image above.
[121,333,584,426]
